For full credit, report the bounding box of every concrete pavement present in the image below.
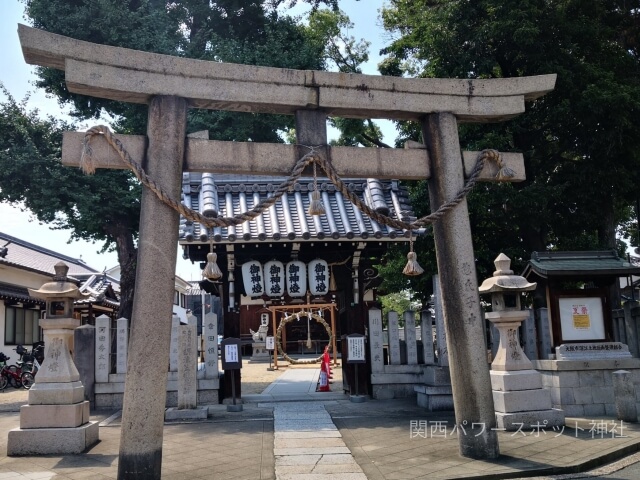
[0,367,640,479]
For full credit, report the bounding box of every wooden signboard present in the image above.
[220,337,242,370]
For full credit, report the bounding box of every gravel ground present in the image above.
[0,359,343,410]
[237,359,343,394]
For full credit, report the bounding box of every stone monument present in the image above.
[479,254,564,431]
[7,262,99,455]
[165,316,208,420]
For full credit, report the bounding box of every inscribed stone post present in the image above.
[118,95,187,479]
[421,310,436,365]
[387,311,401,365]
[433,275,449,367]
[169,315,180,372]
[536,308,553,359]
[178,323,197,409]
[521,309,538,361]
[74,324,95,405]
[95,315,110,383]
[368,309,384,373]
[404,311,418,365]
[203,312,218,380]
[424,113,499,459]
[624,301,640,358]
[489,323,500,361]
[116,318,129,374]
[613,370,638,422]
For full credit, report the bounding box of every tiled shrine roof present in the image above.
[0,232,119,308]
[74,273,120,309]
[524,250,640,279]
[0,232,99,278]
[0,282,44,305]
[178,174,417,244]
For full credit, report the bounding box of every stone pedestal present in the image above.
[488,312,565,430]
[251,342,270,361]
[415,365,453,411]
[491,370,564,429]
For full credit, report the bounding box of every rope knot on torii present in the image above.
[79,124,514,276]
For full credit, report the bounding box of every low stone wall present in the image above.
[371,364,424,400]
[534,358,640,417]
[95,371,219,408]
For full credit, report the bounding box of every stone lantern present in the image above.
[7,262,99,455]
[479,253,564,430]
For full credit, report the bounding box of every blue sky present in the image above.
[0,0,393,279]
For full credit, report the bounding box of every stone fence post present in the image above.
[404,311,418,365]
[169,315,180,372]
[203,312,219,379]
[116,317,129,374]
[387,311,401,365]
[624,301,640,358]
[95,315,111,382]
[613,370,638,422]
[368,308,384,373]
[421,310,436,365]
[74,324,95,406]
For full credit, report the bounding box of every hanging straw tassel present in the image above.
[80,138,96,175]
[485,149,515,181]
[203,252,222,280]
[308,161,326,216]
[309,190,326,215]
[402,234,424,276]
[306,313,313,349]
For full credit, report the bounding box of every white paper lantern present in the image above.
[308,259,330,296]
[286,260,307,298]
[241,260,264,297]
[264,260,285,297]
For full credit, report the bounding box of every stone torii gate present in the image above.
[19,24,555,479]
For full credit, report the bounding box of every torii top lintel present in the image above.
[18,24,556,123]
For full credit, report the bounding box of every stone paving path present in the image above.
[265,369,366,479]
[273,401,366,479]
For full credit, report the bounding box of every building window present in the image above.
[5,307,42,345]
[180,293,186,308]
[174,290,179,305]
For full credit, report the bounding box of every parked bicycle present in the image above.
[14,343,44,390]
[0,353,24,390]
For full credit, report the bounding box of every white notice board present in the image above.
[347,335,366,363]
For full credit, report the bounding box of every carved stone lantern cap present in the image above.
[478,253,537,294]
[28,261,89,300]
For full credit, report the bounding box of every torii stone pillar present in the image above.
[118,96,187,478]
[423,113,499,458]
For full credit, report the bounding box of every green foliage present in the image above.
[0,87,140,255]
[6,0,340,317]
[378,291,416,325]
[379,0,640,283]
[305,9,369,73]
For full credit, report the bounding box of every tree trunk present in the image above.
[598,191,617,249]
[106,224,137,320]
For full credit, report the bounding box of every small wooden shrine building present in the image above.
[523,250,640,356]
[178,173,416,394]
